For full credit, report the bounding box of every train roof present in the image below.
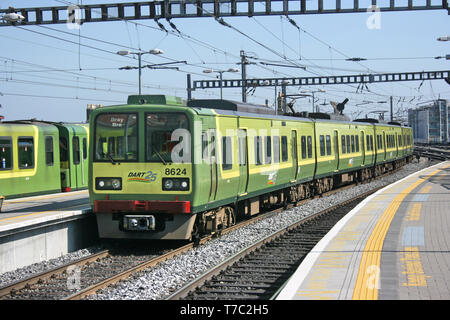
[187,99,277,115]
[1,119,57,127]
[127,94,184,106]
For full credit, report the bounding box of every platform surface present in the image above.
[0,190,90,233]
[277,161,450,300]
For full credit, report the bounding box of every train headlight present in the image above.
[111,179,121,190]
[95,177,122,190]
[162,178,189,191]
[164,179,174,190]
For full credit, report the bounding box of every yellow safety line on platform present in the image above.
[352,163,450,300]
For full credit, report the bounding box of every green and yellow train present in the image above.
[0,120,89,200]
[89,95,413,240]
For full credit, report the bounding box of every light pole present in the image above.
[203,68,239,100]
[117,49,164,95]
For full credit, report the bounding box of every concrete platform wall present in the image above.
[0,213,98,274]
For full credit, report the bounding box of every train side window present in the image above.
[346,135,350,153]
[18,137,34,169]
[351,135,355,153]
[73,136,80,165]
[45,136,54,166]
[83,138,87,160]
[326,135,331,155]
[342,135,346,154]
[0,137,12,170]
[366,135,370,151]
[370,135,374,151]
[307,136,312,158]
[281,136,288,162]
[301,136,307,159]
[264,136,272,164]
[319,135,325,156]
[355,135,359,152]
[273,136,280,163]
[202,132,208,161]
[222,136,232,170]
[255,136,263,165]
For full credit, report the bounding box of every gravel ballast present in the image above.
[89,159,435,300]
[0,159,436,299]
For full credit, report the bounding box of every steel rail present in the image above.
[0,250,109,298]
[166,187,380,300]
[64,162,407,300]
[64,208,286,300]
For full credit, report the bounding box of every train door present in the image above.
[59,131,71,191]
[207,131,218,203]
[383,131,386,161]
[333,130,339,170]
[82,136,88,185]
[361,131,366,165]
[395,132,399,157]
[237,129,249,195]
[72,135,82,190]
[291,130,298,181]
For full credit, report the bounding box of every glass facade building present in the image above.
[408,99,449,144]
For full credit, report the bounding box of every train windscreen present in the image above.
[94,113,138,162]
[145,112,190,164]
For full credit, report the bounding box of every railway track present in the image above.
[0,190,363,300]
[0,207,287,300]
[414,145,450,161]
[0,162,421,300]
[0,245,174,300]
[166,192,372,300]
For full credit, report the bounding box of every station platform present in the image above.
[0,190,90,233]
[277,161,450,300]
[0,190,96,274]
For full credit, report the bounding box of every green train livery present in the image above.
[0,120,89,201]
[89,95,413,240]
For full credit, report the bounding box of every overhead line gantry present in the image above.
[0,0,448,27]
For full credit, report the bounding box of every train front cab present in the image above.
[56,123,89,192]
[90,97,196,240]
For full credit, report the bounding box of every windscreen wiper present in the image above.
[152,147,167,165]
[106,153,116,165]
